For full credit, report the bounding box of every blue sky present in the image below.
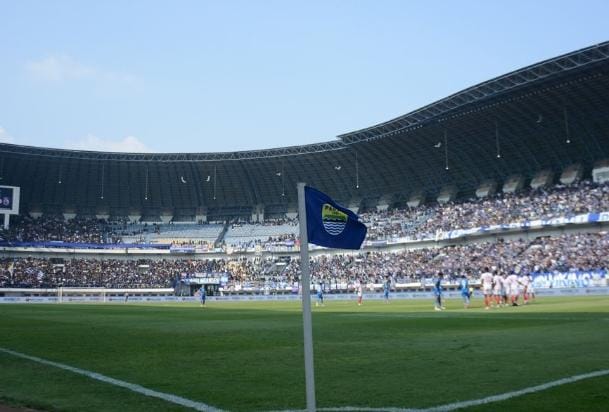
[1,0,608,153]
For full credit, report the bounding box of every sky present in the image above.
[1,0,608,153]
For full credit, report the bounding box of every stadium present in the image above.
[2,41,609,412]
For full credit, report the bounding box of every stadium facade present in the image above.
[1,42,609,222]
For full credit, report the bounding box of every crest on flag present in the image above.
[321,203,347,235]
[304,186,367,250]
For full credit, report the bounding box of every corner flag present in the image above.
[305,186,367,250]
[297,183,367,412]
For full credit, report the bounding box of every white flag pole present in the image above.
[297,182,316,412]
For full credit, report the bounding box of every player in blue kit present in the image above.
[459,275,471,309]
[434,272,445,311]
[316,284,324,307]
[383,277,391,303]
[198,287,206,307]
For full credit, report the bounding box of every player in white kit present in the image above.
[519,274,530,304]
[528,274,536,301]
[492,270,504,307]
[506,272,521,306]
[480,268,494,310]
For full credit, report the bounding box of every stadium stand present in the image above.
[1,179,607,248]
[120,223,224,245]
[224,220,298,248]
[0,215,108,243]
[360,180,609,241]
[1,233,607,290]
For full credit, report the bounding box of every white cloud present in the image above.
[25,55,137,84]
[0,127,15,144]
[66,135,154,153]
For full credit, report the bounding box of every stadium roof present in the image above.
[2,41,609,218]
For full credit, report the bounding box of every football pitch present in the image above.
[1,296,609,412]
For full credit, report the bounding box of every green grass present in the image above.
[1,296,609,411]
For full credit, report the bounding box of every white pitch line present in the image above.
[420,368,609,412]
[281,368,609,412]
[3,345,608,412]
[0,347,224,412]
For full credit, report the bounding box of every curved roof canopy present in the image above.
[1,42,609,217]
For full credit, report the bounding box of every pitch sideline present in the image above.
[0,347,224,412]
[2,346,608,412]
[283,369,609,412]
[319,369,609,412]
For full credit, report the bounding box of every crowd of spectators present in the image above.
[2,232,607,289]
[1,180,607,248]
[0,215,108,244]
[361,180,609,240]
[0,257,237,288]
[278,233,609,288]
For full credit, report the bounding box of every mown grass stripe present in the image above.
[0,347,225,412]
[421,368,609,412]
[278,368,609,412]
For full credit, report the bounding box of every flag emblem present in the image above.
[322,203,347,235]
[304,186,367,250]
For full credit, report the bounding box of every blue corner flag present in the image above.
[305,186,367,250]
